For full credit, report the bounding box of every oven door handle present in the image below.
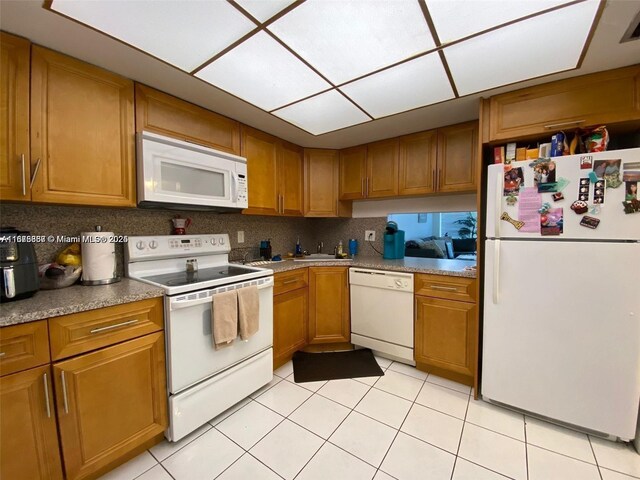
[169,280,273,311]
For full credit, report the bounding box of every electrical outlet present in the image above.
[365,230,376,242]
[237,231,245,243]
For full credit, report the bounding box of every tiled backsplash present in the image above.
[0,204,388,270]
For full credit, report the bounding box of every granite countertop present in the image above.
[0,279,164,327]
[254,255,477,278]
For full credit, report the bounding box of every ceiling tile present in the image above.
[50,0,256,71]
[234,0,297,23]
[268,0,436,85]
[273,90,370,135]
[196,31,331,112]
[444,0,600,96]
[427,0,574,44]
[341,53,455,119]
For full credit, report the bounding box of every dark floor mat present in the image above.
[292,349,384,383]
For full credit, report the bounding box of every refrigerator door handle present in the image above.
[493,239,500,304]
[495,170,502,239]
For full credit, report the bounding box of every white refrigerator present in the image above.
[483,148,640,440]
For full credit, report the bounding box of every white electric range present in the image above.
[126,234,274,442]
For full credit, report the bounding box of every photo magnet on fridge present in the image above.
[625,181,638,202]
[504,166,524,196]
[580,156,593,169]
[533,160,557,192]
[622,171,640,182]
[593,159,622,188]
[593,180,606,204]
[578,178,590,202]
[579,216,600,229]
[540,208,563,236]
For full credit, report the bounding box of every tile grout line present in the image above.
[374,374,428,478]
[524,413,530,480]
[448,390,471,480]
[587,436,605,480]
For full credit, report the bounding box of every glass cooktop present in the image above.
[142,265,258,287]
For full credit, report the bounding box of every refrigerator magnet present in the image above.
[540,208,564,236]
[504,166,524,196]
[552,192,564,202]
[506,194,518,206]
[588,171,599,183]
[623,171,640,182]
[579,216,600,229]
[570,200,588,214]
[533,160,558,192]
[593,182,606,204]
[578,178,590,202]
[622,199,640,214]
[580,156,593,169]
[500,212,525,230]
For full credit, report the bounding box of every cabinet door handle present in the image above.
[61,371,69,414]
[365,177,369,197]
[336,198,339,215]
[20,154,26,196]
[30,158,42,189]
[437,168,442,188]
[282,279,298,285]
[360,178,364,197]
[432,170,436,190]
[43,373,51,418]
[431,285,458,292]
[89,319,138,334]
[543,120,584,129]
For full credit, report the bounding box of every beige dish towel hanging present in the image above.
[237,285,259,340]
[212,290,238,349]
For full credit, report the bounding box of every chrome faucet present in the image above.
[317,241,323,254]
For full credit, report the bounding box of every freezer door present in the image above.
[486,148,640,241]
[483,239,640,439]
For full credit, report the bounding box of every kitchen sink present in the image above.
[293,254,352,262]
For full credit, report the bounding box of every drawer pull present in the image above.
[543,120,584,129]
[89,319,139,334]
[282,279,299,285]
[431,285,458,292]
[61,371,69,414]
[43,373,51,418]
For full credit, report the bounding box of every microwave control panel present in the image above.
[236,174,247,203]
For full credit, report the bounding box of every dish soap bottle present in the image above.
[337,240,343,256]
[295,237,302,256]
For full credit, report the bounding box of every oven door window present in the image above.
[160,162,226,198]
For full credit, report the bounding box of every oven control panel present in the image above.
[126,234,230,260]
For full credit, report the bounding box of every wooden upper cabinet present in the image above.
[279,141,304,216]
[339,145,367,200]
[0,33,31,202]
[54,333,167,480]
[488,65,640,142]
[304,149,351,217]
[30,46,136,207]
[242,126,303,216]
[367,138,399,198]
[398,130,437,196]
[308,267,350,344]
[437,121,478,194]
[1,365,63,480]
[242,126,279,215]
[135,84,240,154]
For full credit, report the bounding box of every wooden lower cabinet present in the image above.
[415,296,476,384]
[273,287,308,369]
[308,267,350,344]
[0,365,63,480]
[54,332,167,480]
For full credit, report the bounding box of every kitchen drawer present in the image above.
[0,320,50,377]
[49,298,163,361]
[415,274,476,303]
[274,268,308,296]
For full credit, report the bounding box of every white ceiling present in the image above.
[1,0,639,147]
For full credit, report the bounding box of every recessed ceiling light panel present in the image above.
[427,0,573,44]
[268,0,436,85]
[444,0,600,96]
[196,31,331,112]
[273,90,370,135]
[50,0,256,71]
[341,53,455,118]
[234,0,297,23]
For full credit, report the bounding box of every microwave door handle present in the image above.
[231,172,239,202]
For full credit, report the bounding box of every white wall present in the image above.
[352,194,477,218]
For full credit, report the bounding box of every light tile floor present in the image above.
[100,357,640,480]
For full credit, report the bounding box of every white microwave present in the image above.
[137,132,248,211]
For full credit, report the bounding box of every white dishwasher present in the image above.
[349,268,414,365]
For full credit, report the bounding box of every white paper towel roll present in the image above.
[81,231,117,284]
